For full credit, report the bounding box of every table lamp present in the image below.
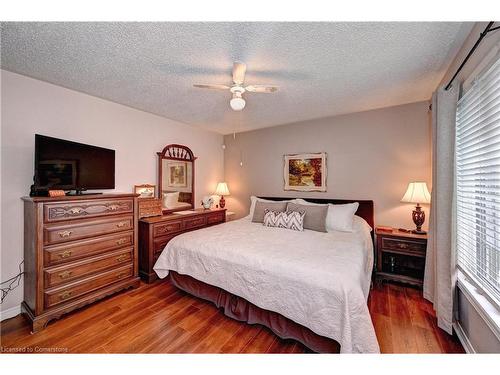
[401,182,431,234]
[215,182,230,209]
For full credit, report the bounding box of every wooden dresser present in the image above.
[21,193,140,332]
[375,227,428,287]
[138,208,226,283]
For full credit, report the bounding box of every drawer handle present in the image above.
[397,243,409,249]
[69,207,83,214]
[116,238,127,245]
[58,250,72,259]
[116,221,128,228]
[60,291,72,300]
[57,230,72,238]
[58,270,73,279]
[117,272,128,279]
[108,204,120,211]
[116,254,128,262]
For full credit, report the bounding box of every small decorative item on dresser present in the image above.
[401,182,431,234]
[201,196,214,209]
[48,190,66,197]
[215,182,230,208]
[138,198,162,219]
[134,184,156,199]
[375,226,428,287]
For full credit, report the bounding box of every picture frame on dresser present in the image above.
[21,193,141,332]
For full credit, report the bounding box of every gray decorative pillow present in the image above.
[286,202,328,232]
[262,209,305,231]
[251,201,288,223]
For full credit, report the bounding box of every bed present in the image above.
[153,197,380,353]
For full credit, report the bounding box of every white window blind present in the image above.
[456,55,500,305]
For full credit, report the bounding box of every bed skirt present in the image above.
[169,271,341,353]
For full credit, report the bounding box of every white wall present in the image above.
[224,101,431,230]
[0,70,224,313]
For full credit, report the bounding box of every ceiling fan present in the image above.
[193,62,278,111]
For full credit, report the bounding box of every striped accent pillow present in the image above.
[262,209,305,231]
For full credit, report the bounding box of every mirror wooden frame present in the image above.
[157,144,196,214]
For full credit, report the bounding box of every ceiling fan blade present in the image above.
[193,84,230,90]
[245,85,279,93]
[232,62,247,85]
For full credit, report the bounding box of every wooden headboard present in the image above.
[258,196,375,242]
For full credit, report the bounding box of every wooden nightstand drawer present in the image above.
[381,237,426,255]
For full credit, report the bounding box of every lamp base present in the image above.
[219,195,226,209]
[411,229,427,235]
[411,203,426,235]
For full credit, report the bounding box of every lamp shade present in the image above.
[401,182,431,204]
[215,182,230,196]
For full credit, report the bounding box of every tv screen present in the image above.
[34,134,115,193]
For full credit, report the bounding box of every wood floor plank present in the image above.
[240,326,279,353]
[218,324,263,353]
[0,279,464,354]
[387,284,420,353]
[371,313,394,353]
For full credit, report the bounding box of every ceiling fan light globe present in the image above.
[230,97,246,111]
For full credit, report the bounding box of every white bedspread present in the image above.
[153,219,380,353]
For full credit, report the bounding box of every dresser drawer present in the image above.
[44,198,134,223]
[44,264,133,309]
[207,211,225,225]
[381,237,426,255]
[44,216,133,245]
[44,248,133,288]
[44,231,134,266]
[153,220,183,237]
[153,234,177,255]
[184,215,207,230]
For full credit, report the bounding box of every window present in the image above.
[455,55,500,306]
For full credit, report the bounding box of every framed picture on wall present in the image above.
[283,152,327,192]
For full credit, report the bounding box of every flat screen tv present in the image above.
[33,134,115,195]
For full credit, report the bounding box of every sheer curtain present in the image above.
[424,85,459,334]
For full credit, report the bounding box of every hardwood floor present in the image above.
[0,279,464,353]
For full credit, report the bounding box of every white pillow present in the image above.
[246,196,298,220]
[163,191,180,208]
[352,215,372,233]
[294,199,359,232]
[326,202,360,232]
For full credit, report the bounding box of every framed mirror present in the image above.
[157,144,196,214]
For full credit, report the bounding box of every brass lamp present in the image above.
[401,182,431,234]
[215,182,230,209]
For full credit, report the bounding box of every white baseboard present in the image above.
[0,304,21,322]
[453,321,475,354]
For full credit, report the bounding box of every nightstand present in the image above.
[375,227,428,287]
[225,211,236,221]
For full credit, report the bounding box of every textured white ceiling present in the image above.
[1,22,473,134]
